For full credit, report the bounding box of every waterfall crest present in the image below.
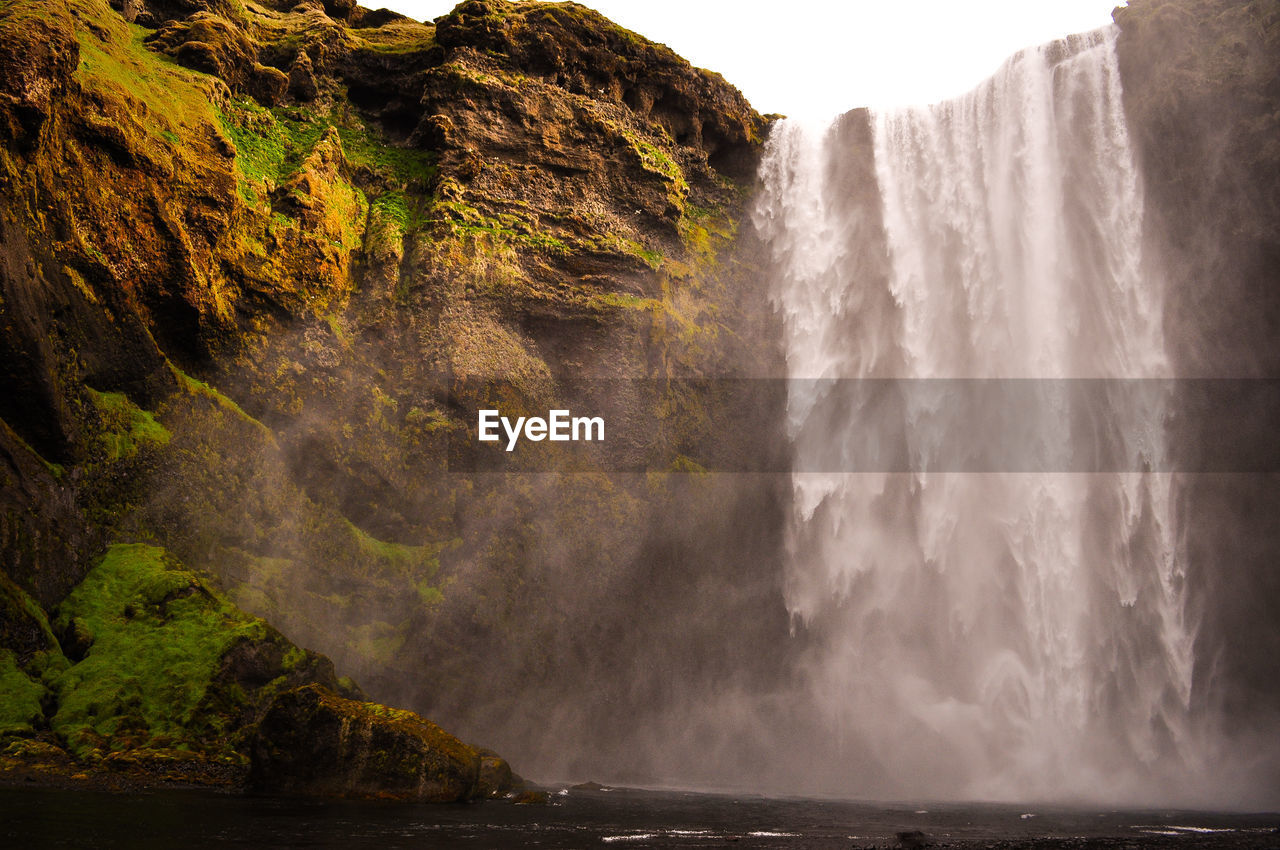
[754,27,1199,802]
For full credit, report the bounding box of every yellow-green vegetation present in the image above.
[347,520,442,585]
[349,619,408,666]
[0,573,60,737]
[168,362,272,437]
[0,652,45,736]
[335,124,437,187]
[678,202,738,266]
[49,544,271,757]
[349,19,437,54]
[614,118,689,210]
[429,199,570,255]
[216,99,292,206]
[86,388,171,461]
[218,98,436,214]
[310,684,474,763]
[70,4,221,148]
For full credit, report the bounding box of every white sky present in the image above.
[377,1,1126,116]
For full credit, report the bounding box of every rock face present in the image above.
[1114,0,1280,758]
[251,684,514,801]
[0,0,788,788]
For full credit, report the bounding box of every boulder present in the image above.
[251,684,511,802]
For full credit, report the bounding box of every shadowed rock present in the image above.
[251,684,514,801]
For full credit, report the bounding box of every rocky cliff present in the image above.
[1114,0,1280,766]
[0,0,790,788]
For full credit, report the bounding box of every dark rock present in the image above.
[427,0,762,178]
[476,747,514,798]
[247,62,289,106]
[0,571,59,665]
[289,50,319,101]
[107,0,145,23]
[350,7,407,28]
[321,0,355,21]
[0,421,100,607]
[58,616,93,663]
[896,830,929,849]
[250,684,506,802]
[0,10,79,151]
[512,789,550,805]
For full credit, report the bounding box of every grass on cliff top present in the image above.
[349,19,437,54]
[50,544,272,758]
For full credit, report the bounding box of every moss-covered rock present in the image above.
[41,544,358,770]
[250,683,513,801]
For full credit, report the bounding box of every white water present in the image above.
[754,28,1198,801]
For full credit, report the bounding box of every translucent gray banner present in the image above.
[442,379,1280,472]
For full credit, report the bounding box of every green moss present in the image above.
[0,571,60,657]
[0,651,46,736]
[414,579,443,607]
[371,190,410,230]
[592,291,662,312]
[345,520,441,581]
[218,98,437,211]
[216,100,289,206]
[625,240,663,270]
[2,423,66,479]
[324,314,353,348]
[613,123,688,211]
[429,199,569,254]
[71,9,219,147]
[348,619,407,666]
[336,125,437,187]
[49,544,268,757]
[677,202,737,263]
[87,388,171,461]
[168,363,272,437]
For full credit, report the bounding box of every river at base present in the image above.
[3,785,1277,848]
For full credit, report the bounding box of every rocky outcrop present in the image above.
[250,683,516,801]
[0,542,525,794]
[0,0,788,794]
[431,1,760,177]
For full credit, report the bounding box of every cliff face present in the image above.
[1114,0,1280,757]
[0,0,789,784]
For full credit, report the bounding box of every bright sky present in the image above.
[378,1,1126,116]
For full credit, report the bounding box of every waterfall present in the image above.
[754,27,1198,802]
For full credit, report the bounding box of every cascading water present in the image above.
[754,27,1198,802]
